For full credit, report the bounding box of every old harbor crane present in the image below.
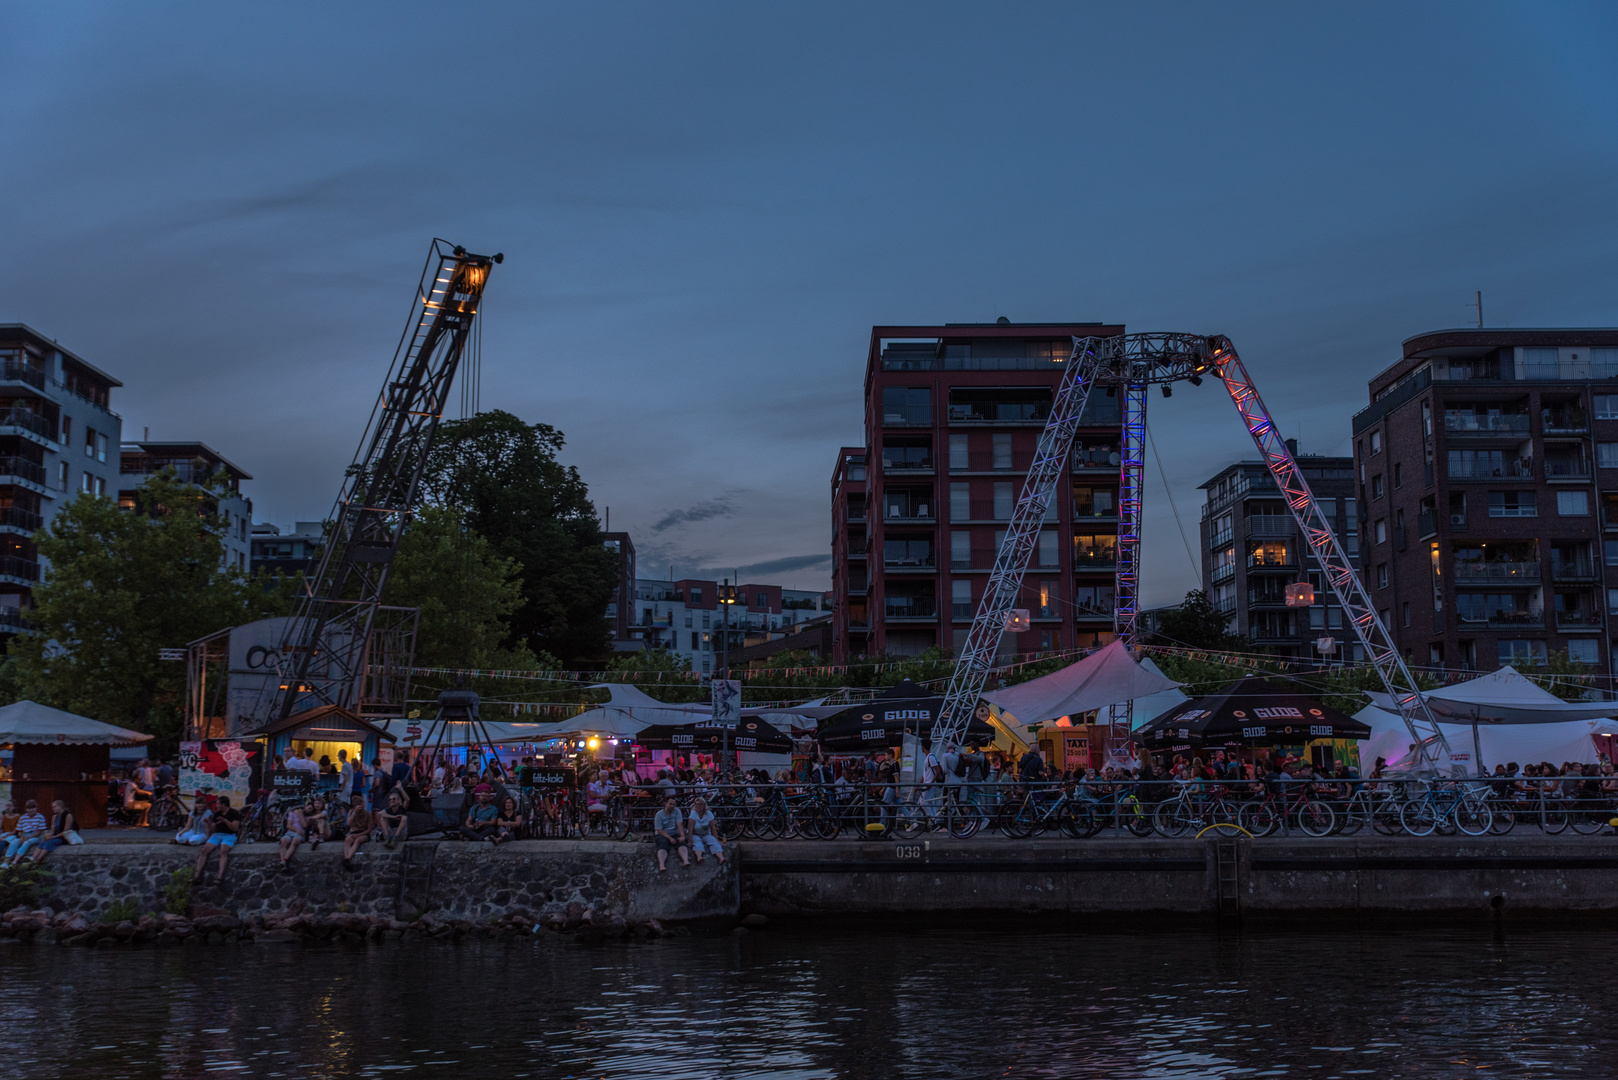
[256,239,502,726]
[928,333,1453,770]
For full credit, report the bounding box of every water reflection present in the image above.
[1,925,1614,1078]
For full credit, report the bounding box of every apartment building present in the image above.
[604,531,637,649]
[1198,445,1359,660]
[119,441,254,570]
[625,578,828,674]
[830,320,1127,661]
[0,325,124,629]
[250,521,324,579]
[1352,328,1618,674]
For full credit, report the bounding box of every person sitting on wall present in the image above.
[377,788,410,848]
[493,795,522,845]
[1,800,46,867]
[653,797,690,873]
[173,800,213,846]
[29,799,80,862]
[341,793,372,871]
[195,795,240,885]
[278,802,309,874]
[460,784,499,842]
[304,796,331,850]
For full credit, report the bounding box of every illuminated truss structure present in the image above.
[931,333,1452,769]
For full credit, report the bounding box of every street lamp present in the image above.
[718,579,739,774]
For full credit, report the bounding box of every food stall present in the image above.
[0,700,152,828]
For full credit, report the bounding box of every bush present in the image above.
[0,862,53,909]
[100,898,142,923]
[162,867,194,916]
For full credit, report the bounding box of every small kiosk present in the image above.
[247,704,396,778]
[0,700,153,828]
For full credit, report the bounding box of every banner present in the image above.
[711,680,742,727]
[178,740,255,808]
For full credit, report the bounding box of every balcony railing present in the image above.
[1417,510,1437,538]
[1542,410,1589,434]
[1072,447,1121,470]
[1246,517,1293,538]
[1556,610,1603,629]
[1073,552,1118,571]
[884,599,937,620]
[0,506,42,533]
[883,556,936,570]
[0,457,47,486]
[1550,562,1598,582]
[1448,460,1533,480]
[1457,611,1543,628]
[884,506,935,522]
[0,409,54,441]
[1210,563,1235,585]
[1544,460,1592,481]
[1444,413,1529,435]
[1075,601,1115,619]
[951,602,973,618]
[1247,554,1297,570]
[0,362,45,391]
[1208,529,1233,549]
[0,557,40,582]
[1453,561,1539,581]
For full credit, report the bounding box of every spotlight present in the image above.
[1161,385,1173,398]
[1188,375,1203,387]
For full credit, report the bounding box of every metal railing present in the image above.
[0,457,47,486]
[0,362,45,391]
[1452,560,1539,581]
[0,409,54,440]
[1444,413,1529,434]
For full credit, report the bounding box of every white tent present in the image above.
[983,640,1182,726]
[0,700,151,746]
[1366,665,1618,723]
[373,717,567,747]
[1357,704,1618,772]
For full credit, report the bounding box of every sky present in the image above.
[3,2,1617,605]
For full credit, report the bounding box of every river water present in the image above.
[1,924,1612,1079]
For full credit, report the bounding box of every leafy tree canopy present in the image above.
[1148,590,1246,652]
[421,411,617,665]
[9,472,292,748]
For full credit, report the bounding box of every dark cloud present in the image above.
[650,492,742,534]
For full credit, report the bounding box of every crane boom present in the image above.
[930,332,1451,771]
[256,240,501,725]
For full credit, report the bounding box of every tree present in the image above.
[1149,590,1245,652]
[1517,649,1598,702]
[381,506,533,670]
[598,648,703,703]
[10,472,291,747]
[420,411,617,665]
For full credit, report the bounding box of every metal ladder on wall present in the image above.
[1214,838,1241,916]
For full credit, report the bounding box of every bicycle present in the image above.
[146,786,187,833]
[1152,783,1243,838]
[1398,780,1492,836]
[238,789,288,844]
[1083,785,1154,837]
[1239,784,1336,838]
[999,784,1091,839]
[1333,783,1402,836]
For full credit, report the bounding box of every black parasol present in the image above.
[1136,674,1370,752]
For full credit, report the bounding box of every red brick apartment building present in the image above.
[1353,328,1618,675]
[831,321,1127,661]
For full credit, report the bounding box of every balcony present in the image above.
[1457,611,1543,628]
[1074,601,1115,620]
[884,599,938,621]
[0,506,42,534]
[1417,510,1437,539]
[883,507,935,523]
[0,556,40,583]
[1072,446,1121,471]
[1247,553,1296,571]
[0,362,46,392]
[1211,596,1236,615]
[1209,563,1236,585]
[883,557,936,572]
[1448,460,1533,481]
[0,607,29,632]
[1452,561,1540,582]
[1542,409,1589,435]
[0,409,55,443]
[1556,610,1603,630]
[1550,561,1598,583]
[1544,459,1592,482]
[881,454,934,474]
[1208,529,1233,549]
[1245,517,1293,538]
[0,457,48,487]
[1247,591,1291,609]
[1073,552,1118,572]
[1445,413,1530,436]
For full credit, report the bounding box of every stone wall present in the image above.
[42,839,737,924]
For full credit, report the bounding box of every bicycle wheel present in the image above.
[1152,799,1191,838]
[1296,800,1336,838]
[806,804,840,841]
[749,805,785,841]
[893,804,929,839]
[1399,799,1437,836]
[1124,799,1155,837]
[1454,797,1493,836]
[716,806,746,842]
[1336,796,1367,836]
[1239,801,1278,838]
[1486,802,1516,835]
[606,803,630,841]
[1539,801,1569,834]
[1059,802,1094,839]
[1570,800,1606,836]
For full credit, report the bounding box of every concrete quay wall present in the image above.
[29,835,1618,927]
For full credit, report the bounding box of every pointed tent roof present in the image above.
[0,700,152,746]
[1366,665,1618,724]
[983,640,1182,726]
[1355,703,1618,771]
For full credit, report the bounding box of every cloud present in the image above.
[650,491,743,533]
[735,553,831,578]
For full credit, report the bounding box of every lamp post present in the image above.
[718,579,739,775]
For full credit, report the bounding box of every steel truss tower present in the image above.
[257,240,502,726]
[931,333,1451,770]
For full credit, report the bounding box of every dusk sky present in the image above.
[5,3,1616,605]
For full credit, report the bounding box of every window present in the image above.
[948,388,1051,423]
[1036,530,1058,568]
[57,461,69,492]
[84,427,96,458]
[1488,491,1536,517]
[1609,589,1618,615]
[1371,475,1384,499]
[95,476,105,497]
[756,592,766,608]
[1036,579,1058,618]
[1606,540,1618,567]
[1073,585,1113,615]
[950,482,970,519]
[948,434,968,471]
[1377,563,1389,588]
[1568,639,1599,665]
[951,579,972,618]
[881,437,932,470]
[992,433,1012,470]
[1421,400,1432,437]
[1596,394,1618,420]
[881,386,931,425]
[683,612,692,627]
[1497,639,1548,664]
[1558,491,1589,516]
[701,659,710,674]
[1392,463,1402,488]
[1073,486,1115,517]
[1600,443,1618,469]
[993,482,1014,519]
[702,612,710,629]
[95,432,107,463]
[81,471,93,493]
[60,416,70,445]
[1370,431,1382,455]
[1310,606,1324,630]
[690,631,698,649]
[951,531,971,569]
[1318,498,1337,520]
[1374,519,1387,544]
[1401,601,1410,627]
[883,537,934,567]
[1520,347,1560,379]
[701,633,711,651]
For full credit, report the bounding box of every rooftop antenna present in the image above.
[1469,290,1484,329]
